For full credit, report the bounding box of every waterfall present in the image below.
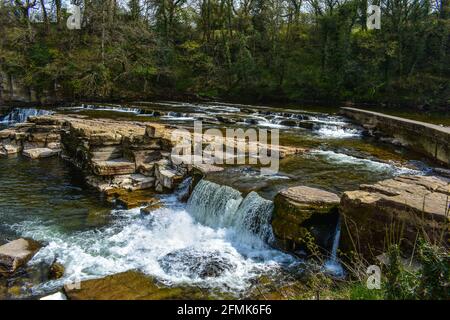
[323,218,344,277]
[187,180,275,243]
[233,191,275,243]
[187,180,243,228]
[0,108,53,125]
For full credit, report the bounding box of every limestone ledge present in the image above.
[340,175,450,260]
[0,114,304,193]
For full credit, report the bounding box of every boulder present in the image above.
[0,238,41,275]
[63,271,211,300]
[272,186,340,254]
[92,159,136,176]
[23,148,60,159]
[340,175,450,260]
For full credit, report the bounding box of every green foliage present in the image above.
[385,242,450,300]
[348,282,385,300]
[0,0,448,105]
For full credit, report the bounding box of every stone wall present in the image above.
[340,107,450,167]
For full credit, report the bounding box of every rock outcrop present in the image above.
[0,113,304,194]
[0,115,184,193]
[0,238,41,276]
[340,175,450,260]
[272,186,340,255]
[64,271,213,300]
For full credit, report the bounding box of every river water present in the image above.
[0,102,437,298]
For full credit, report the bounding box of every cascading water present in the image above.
[4,171,294,297]
[232,192,275,243]
[187,180,243,228]
[187,180,275,243]
[0,108,53,125]
[323,219,344,277]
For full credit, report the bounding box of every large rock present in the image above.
[0,238,41,275]
[340,175,450,260]
[64,271,212,300]
[272,186,340,254]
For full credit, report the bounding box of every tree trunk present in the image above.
[40,0,49,31]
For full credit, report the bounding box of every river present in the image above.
[0,102,437,299]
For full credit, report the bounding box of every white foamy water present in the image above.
[314,125,362,138]
[0,108,53,124]
[323,219,344,277]
[64,104,141,114]
[12,187,294,296]
[310,150,424,175]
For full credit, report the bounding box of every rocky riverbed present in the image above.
[0,102,448,300]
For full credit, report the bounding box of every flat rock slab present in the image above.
[23,148,60,159]
[278,186,340,205]
[352,175,449,219]
[0,238,41,275]
[64,271,213,300]
[92,158,136,176]
[340,175,450,259]
[192,163,224,175]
